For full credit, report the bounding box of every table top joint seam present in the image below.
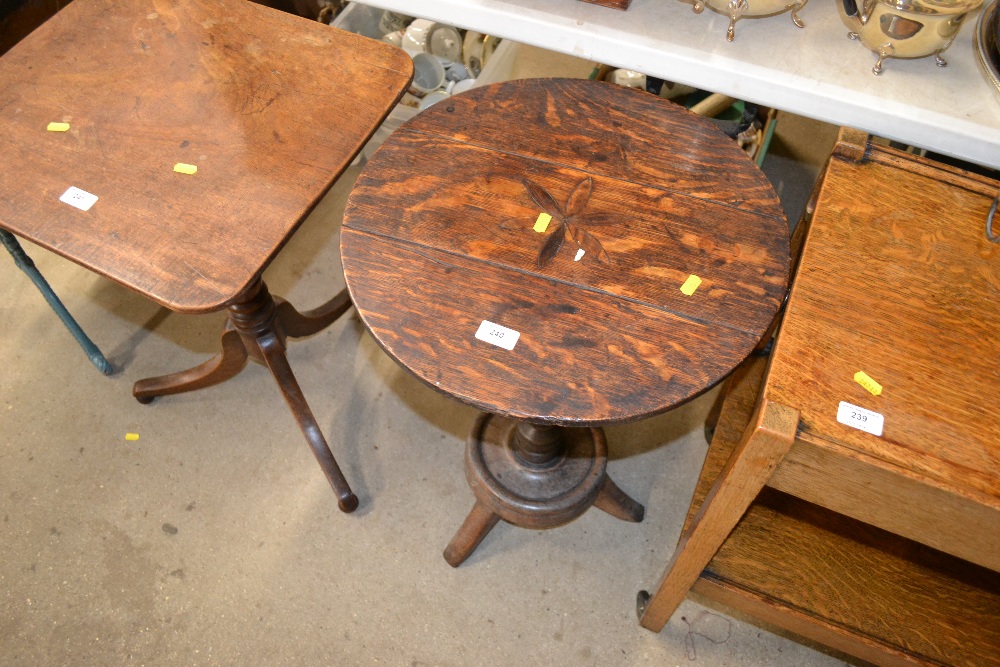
[343,225,769,338]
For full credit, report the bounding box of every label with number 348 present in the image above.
[475,320,520,351]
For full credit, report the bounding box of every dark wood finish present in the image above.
[638,131,1000,665]
[0,0,66,56]
[343,79,789,426]
[0,0,413,509]
[133,281,358,511]
[443,497,501,567]
[342,78,789,563]
[443,415,644,567]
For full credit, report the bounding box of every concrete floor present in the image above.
[0,46,848,667]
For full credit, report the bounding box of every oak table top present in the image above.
[342,78,790,566]
[342,78,791,426]
[0,0,412,313]
[0,0,413,513]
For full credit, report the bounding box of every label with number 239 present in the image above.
[836,401,884,436]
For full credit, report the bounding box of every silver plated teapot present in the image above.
[840,0,983,73]
[687,0,807,41]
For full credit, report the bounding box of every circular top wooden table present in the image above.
[341,78,789,565]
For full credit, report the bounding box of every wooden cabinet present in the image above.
[638,130,1000,666]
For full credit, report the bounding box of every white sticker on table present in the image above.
[475,320,520,351]
[59,186,98,212]
[836,401,884,436]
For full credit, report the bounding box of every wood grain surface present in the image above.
[400,79,785,216]
[0,0,412,312]
[642,135,1000,663]
[685,355,1000,667]
[765,141,1000,506]
[342,79,789,424]
[768,436,1000,571]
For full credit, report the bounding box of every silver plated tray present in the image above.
[975,0,1000,104]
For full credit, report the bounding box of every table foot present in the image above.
[594,475,645,522]
[133,325,248,402]
[443,500,502,567]
[133,278,357,511]
[446,413,643,565]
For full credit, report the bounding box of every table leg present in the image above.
[132,324,248,402]
[593,475,645,522]
[443,499,501,567]
[132,278,358,512]
[253,324,358,513]
[274,288,351,338]
[444,413,643,566]
[636,399,798,631]
[131,288,353,402]
[2,229,114,375]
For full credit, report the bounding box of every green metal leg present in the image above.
[1,229,113,375]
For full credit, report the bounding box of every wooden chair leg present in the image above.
[443,500,501,568]
[637,399,799,631]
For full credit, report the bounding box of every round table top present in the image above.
[341,78,789,426]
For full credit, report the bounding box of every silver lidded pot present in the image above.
[840,0,984,74]
[687,0,808,42]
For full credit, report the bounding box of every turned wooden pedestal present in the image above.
[341,78,789,566]
[0,0,412,509]
[443,416,644,567]
[132,279,359,511]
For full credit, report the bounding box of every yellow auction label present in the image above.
[680,274,702,296]
[533,212,552,233]
[854,371,883,396]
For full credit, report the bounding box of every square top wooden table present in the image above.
[0,0,413,511]
[341,78,791,566]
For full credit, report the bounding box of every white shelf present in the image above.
[354,0,1000,169]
